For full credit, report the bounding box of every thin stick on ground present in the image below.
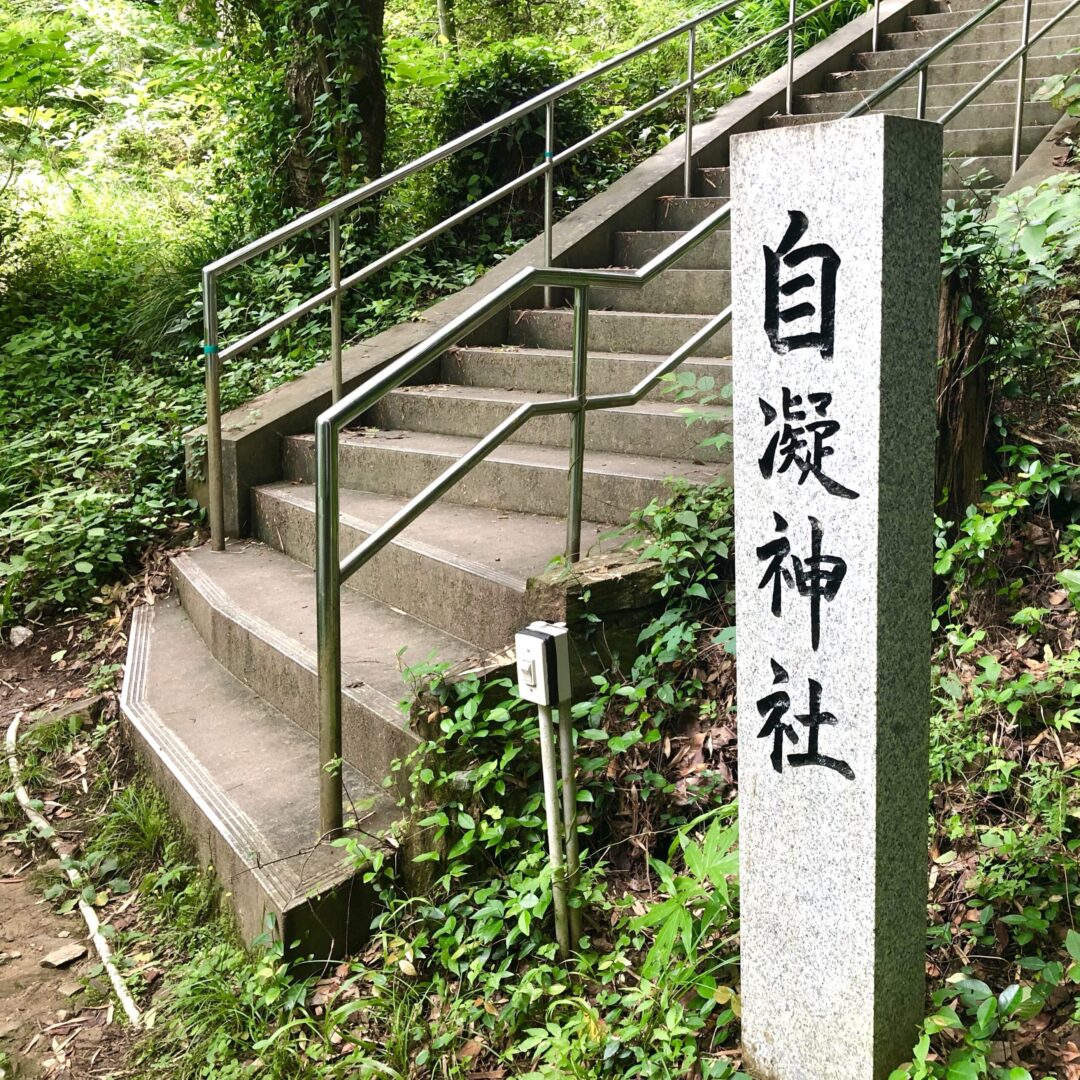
[5,712,142,1029]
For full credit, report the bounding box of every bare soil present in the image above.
[1,623,135,1078]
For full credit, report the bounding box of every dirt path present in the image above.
[1,629,133,1078]
[0,847,131,1077]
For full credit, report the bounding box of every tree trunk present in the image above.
[283,0,386,211]
[437,0,456,43]
[284,50,323,210]
[935,272,992,530]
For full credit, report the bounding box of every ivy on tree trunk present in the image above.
[209,0,386,214]
[283,0,386,210]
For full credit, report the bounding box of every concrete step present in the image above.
[590,269,729,315]
[941,153,1015,186]
[942,186,1000,206]
[443,345,732,396]
[508,307,730,355]
[769,100,1061,128]
[826,53,1066,92]
[946,123,1051,156]
[170,543,489,784]
[885,14,1080,49]
[911,3,1071,31]
[854,31,1079,68]
[927,0,1035,11]
[613,229,731,270]
[364,384,731,463]
[121,600,396,954]
[282,431,725,524]
[654,196,732,230]
[252,483,609,650]
[696,166,730,197]
[798,76,1047,113]
[765,113,1051,156]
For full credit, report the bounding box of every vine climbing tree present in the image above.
[192,0,386,218]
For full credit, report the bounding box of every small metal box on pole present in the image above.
[515,621,582,956]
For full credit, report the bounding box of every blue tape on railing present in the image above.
[544,151,554,160]
[203,344,218,356]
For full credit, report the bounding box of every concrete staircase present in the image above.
[122,0,1077,953]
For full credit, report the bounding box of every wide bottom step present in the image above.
[121,600,397,957]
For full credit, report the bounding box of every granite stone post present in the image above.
[730,114,942,1080]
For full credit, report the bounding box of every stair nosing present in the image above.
[290,429,722,483]
[448,343,733,364]
[122,605,354,907]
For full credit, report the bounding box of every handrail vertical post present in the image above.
[566,285,589,562]
[872,0,881,51]
[544,101,555,309]
[329,214,343,404]
[916,67,928,120]
[1011,0,1033,176]
[684,26,697,198]
[316,418,344,837]
[202,270,226,552]
[786,0,797,114]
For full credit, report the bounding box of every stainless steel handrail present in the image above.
[314,203,731,832]
[308,0,1080,835]
[200,0,869,553]
[845,0,1080,178]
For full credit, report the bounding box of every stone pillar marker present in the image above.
[730,114,942,1080]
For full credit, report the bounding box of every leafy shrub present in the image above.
[1032,47,1080,120]
[0,184,207,624]
[428,39,598,237]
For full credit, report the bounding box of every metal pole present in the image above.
[916,67,927,120]
[315,418,344,837]
[544,101,555,310]
[538,702,571,957]
[1011,0,1033,176]
[566,286,589,562]
[786,0,797,114]
[202,271,226,552]
[684,27,696,198]
[329,214,343,404]
[557,695,582,945]
[871,0,881,52]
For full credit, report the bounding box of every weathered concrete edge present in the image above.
[169,551,423,785]
[119,605,370,954]
[187,0,928,537]
[1000,109,1078,196]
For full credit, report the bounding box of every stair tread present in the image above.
[260,481,613,583]
[887,14,1080,43]
[773,108,1057,126]
[295,427,721,485]
[512,307,716,323]
[450,343,731,364]
[122,601,394,900]
[798,80,1047,109]
[854,30,1079,67]
[656,197,731,214]
[378,381,726,419]
[596,265,729,273]
[178,541,488,700]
